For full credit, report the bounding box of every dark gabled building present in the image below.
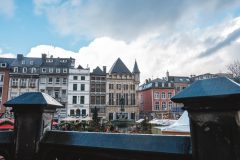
[106,58,140,121]
[8,54,42,99]
[90,66,107,119]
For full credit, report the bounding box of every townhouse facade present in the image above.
[106,58,140,121]
[138,78,176,119]
[0,58,13,114]
[38,54,75,118]
[0,55,142,121]
[90,66,107,119]
[67,67,90,120]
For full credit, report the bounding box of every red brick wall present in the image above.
[1,69,10,113]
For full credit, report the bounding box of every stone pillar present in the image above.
[4,92,63,160]
[171,77,240,160]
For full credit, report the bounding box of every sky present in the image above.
[1,0,240,83]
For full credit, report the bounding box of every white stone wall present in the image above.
[67,68,90,119]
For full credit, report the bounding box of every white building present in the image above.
[67,67,90,120]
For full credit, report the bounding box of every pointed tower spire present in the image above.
[132,60,140,74]
[132,60,140,83]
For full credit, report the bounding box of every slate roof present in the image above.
[91,66,106,76]
[168,76,191,83]
[109,58,131,75]
[4,92,63,109]
[132,60,140,73]
[41,58,73,68]
[171,77,240,103]
[0,58,14,68]
[11,57,42,67]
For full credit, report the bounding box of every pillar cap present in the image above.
[171,77,240,110]
[4,92,63,110]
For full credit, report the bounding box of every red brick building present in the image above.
[0,58,14,113]
[138,78,176,119]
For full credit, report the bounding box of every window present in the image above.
[155,102,160,110]
[116,93,121,105]
[80,96,85,104]
[20,79,27,88]
[22,60,25,64]
[22,67,27,73]
[63,68,67,73]
[73,76,78,80]
[54,90,59,99]
[101,96,105,104]
[72,96,77,104]
[130,93,135,105]
[42,68,46,73]
[70,109,75,116]
[96,84,100,92]
[168,92,172,98]
[91,96,95,104]
[154,92,160,99]
[81,76,85,80]
[46,59,53,63]
[161,92,166,99]
[40,78,46,84]
[0,87,2,98]
[48,77,53,84]
[31,68,36,73]
[131,113,135,120]
[168,83,172,87]
[55,77,60,84]
[96,96,100,104]
[62,90,66,97]
[73,84,77,91]
[56,68,60,73]
[60,59,67,63]
[29,79,36,88]
[109,113,113,120]
[63,78,67,84]
[162,102,167,110]
[49,68,53,73]
[81,84,85,91]
[130,84,135,90]
[168,102,173,110]
[123,84,128,90]
[117,84,121,90]
[109,93,114,105]
[109,84,114,89]
[14,67,18,73]
[82,109,86,116]
[124,93,128,105]
[0,74,4,82]
[30,61,33,65]
[1,63,6,67]
[76,109,80,117]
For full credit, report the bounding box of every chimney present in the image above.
[166,70,169,81]
[103,66,106,73]
[42,54,47,60]
[17,54,23,61]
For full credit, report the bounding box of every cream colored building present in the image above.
[106,58,140,121]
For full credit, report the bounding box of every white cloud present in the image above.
[0,0,15,17]
[25,17,240,83]
[0,53,16,58]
